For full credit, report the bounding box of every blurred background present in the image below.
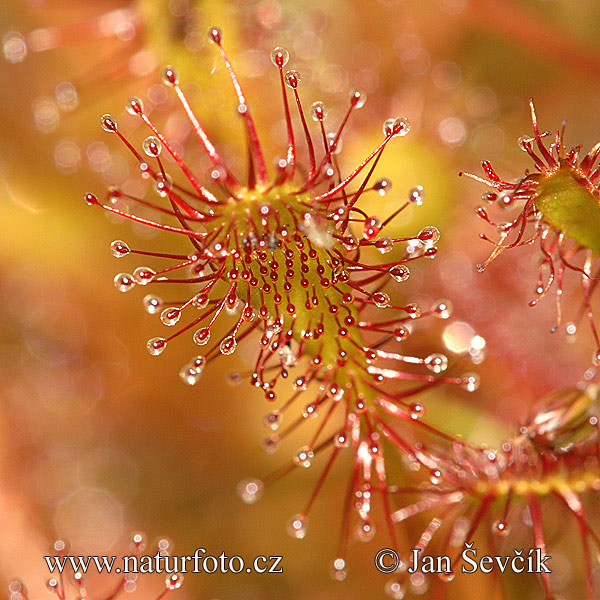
[1,1,600,599]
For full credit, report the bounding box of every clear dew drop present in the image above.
[126,96,144,115]
[373,292,391,308]
[193,327,211,346]
[375,236,394,254]
[343,235,359,251]
[310,101,327,122]
[263,410,282,431]
[225,297,241,315]
[425,353,449,373]
[143,294,163,315]
[153,173,172,197]
[160,307,181,327]
[286,514,308,539]
[84,193,99,205]
[384,117,410,137]
[349,88,366,108]
[408,185,425,205]
[405,303,422,319]
[101,114,118,132]
[161,65,179,86]
[385,580,406,600]
[284,70,301,89]
[208,27,223,44]
[179,356,206,385]
[192,293,209,309]
[393,327,409,343]
[165,574,183,590]
[418,225,440,244]
[293,445,314,468]
[113,273,135,292]
[190,260,206,279]
[565,321,577,337]
[354,520,376,542]
[363,216,381,241]
[130,532,146,552]
[334,432,351,449]
[146,337,167,356]
[429,467,443,485]
[432,299,453,319]
[133,266,156,285]
[460,372,480,392]
[142,136,162,157]
[220,335,237,356]
[237,478,264,504]
[302,402,318,419]
[492,519,511,537]
[270,46,289,68]
[242,305,256,322]
[329,557,347,581]
[389,265,410,283]
[409,402,426,420]
[374,177,392,195]
[110,240,130,258]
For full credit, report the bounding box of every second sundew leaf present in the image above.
[534,167,600,255]
[462,99,600,361]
